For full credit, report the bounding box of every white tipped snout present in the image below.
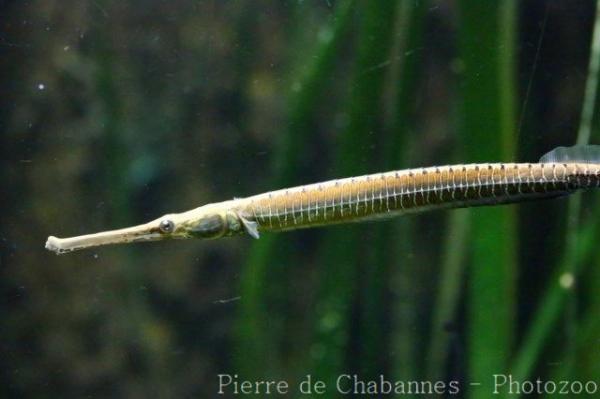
[45,223,161,254]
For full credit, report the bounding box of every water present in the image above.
[1,1,598,397]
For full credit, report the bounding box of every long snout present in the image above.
[45,222,161,254]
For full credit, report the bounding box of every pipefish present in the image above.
[46,145,600,254]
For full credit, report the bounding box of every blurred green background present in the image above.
[2,0,600,397]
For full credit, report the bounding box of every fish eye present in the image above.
[159,219,175,233]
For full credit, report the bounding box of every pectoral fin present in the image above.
[239,215,260,239]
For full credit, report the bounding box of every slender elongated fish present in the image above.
[46,145,600,254]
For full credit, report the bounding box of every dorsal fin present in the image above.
[539,145,600,164]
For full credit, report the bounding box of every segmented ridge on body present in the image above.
[235,162,600,232]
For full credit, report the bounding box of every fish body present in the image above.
[45,145,600,254]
